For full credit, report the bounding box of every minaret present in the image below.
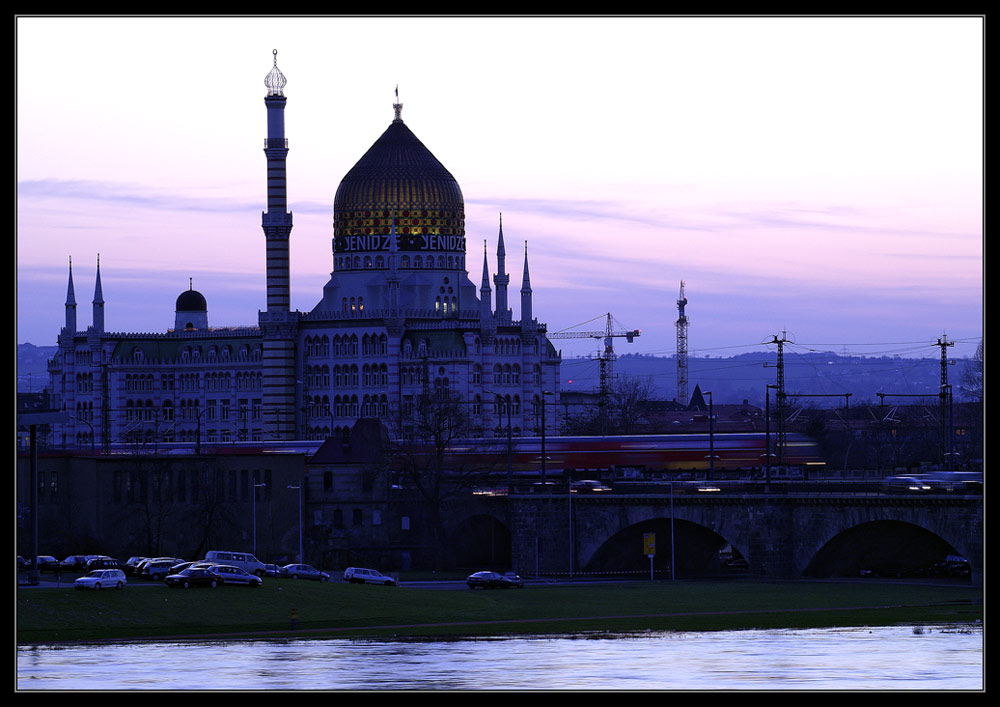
[479,240,493,325]
[493,214,510,321]
[92,254,104,335]
[259,49,298,440]
[262,49,293,312]
[64,257,77,335]
[520,241,533,324]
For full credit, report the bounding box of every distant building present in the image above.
[43,52,561,451]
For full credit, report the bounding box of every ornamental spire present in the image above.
[64,256,77,334]
[92,253,105,334]
[393,85,403,123]
[264,49,287,96]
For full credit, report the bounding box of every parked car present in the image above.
[74,569,127,591]
[262,563,281,577]
[164,568,221,589]
[141,559,183,581]
[60,555,98,572]
[86,556,126,572]
[211,565,263,587]
[280,564,330,582]
[466,571,523,589]
[124,557,148,575]
[203,551,267,576]
[36,555,61,573]
[343,567,396,586]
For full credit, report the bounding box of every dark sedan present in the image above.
[164,568,221,589]
[280,564,330,582]
[466,571,524,589]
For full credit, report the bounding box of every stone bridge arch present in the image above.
[444,500,511,569]
[566,499,754,578]
[791,501,983,579]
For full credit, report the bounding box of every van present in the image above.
[203,551,266,576]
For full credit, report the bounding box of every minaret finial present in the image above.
[264,49,287,96]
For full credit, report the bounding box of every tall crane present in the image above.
[549,313,641,434]
[676,281,689,406]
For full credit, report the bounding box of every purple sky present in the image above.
[17,17,983,361]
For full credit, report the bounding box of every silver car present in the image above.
[280,564,330,582]
[74,569,127,590]
[343,567,396,586]
[212,564,263,587]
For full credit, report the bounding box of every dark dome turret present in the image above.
[176,287,207,312]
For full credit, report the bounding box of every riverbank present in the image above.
[17,578,982,645]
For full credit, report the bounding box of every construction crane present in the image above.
[676,281,689,406]
[549,312,641,434]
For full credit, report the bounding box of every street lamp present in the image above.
[485,391,513,491]
[704,390,717,480]
[287,482,303,564]
[540,390,554,484]
[252,480,267,558]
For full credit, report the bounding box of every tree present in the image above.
[388,387,501,568]
[609,374,656,434]
[563,374,656,435]
[960,339,983,403]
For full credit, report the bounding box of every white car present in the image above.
[343,567,396,586]
[74,569,127,591]
[212,564,263,587]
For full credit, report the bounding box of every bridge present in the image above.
[446,484,983,581]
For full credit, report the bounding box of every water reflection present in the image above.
[18,625,982,691]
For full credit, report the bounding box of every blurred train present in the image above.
[447,432,824,477]
[99,431,823,477]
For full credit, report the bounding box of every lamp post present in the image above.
[540,390,553,484]
[486,391,513,491]
[669,478,675,581]
[704,390,716,480]
[287,482,302,564]
[252,480,267,558]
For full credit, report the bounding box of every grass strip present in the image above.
[17,579,981,644]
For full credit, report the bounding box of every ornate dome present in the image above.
[176,285,207,312]
[333,108,465,257]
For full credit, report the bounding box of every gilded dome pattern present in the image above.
[334,118,465,255]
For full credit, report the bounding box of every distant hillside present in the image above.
[562,352,976,407]
[17,343,57,393]
[17,344,976,405]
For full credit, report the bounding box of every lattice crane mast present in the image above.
[549,313,641,434]
[676,281,689,406]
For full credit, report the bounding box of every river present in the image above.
[17,623,983,690]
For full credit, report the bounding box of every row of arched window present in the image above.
[77,372,95,393]
[76,401,94,422]
[176,344,261,364]
[304,333,389,358]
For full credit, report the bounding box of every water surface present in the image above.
[17,624,983,690]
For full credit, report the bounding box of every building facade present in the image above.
[44,52,561,451]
